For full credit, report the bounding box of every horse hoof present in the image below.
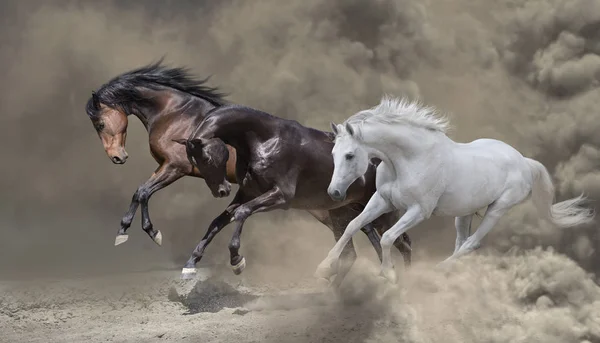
[316,277,331,288]
[153,231,163,246]
[231,257,246,275]
[435,262,449,271]
[379,268,397,284]
[180,268,197,280]
[314,260,336,280]
[114,235,129,246]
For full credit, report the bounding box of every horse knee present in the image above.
[381,231,397,248]
[232,206,251,222]
[137,189,150,204]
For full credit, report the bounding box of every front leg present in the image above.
[379,206,425,283]
[227,187,288,275]
[314,192,392,281]
[116,164,183,246]
[180,190,246,279]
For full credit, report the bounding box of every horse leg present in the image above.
[325,209,360,288]
[314,192,392,281]
[362,223,383,262]
[376,212,413,267]
[439,190,530,268]
[115,164,183,246]
[395,233,412,268]
[180,190,245,279]
[227,187,288,275]
[330,228,357,289]
[308,208,377,287]
[380,206,426,283]
[451,191,527,260]
[453,215,473,255]
[329,206,383,262]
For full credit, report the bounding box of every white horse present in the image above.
[314,96,595,283]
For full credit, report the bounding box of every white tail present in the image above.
[526,158,595,228]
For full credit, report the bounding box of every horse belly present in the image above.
[432,193,494,217]
[433,157,514,217]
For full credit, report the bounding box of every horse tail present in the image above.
[525,158,595,228]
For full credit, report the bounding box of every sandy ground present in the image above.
[2,249,599,343]
[0,265,390,343]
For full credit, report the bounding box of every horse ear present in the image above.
[345,123,355,136]
[92,91,101,110]
[188,138,205,149]
[330,122,339,135]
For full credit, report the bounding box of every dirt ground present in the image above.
[2,249,599,343]
[2,1,600,342]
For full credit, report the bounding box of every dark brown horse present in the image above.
[85,61,407,285]
[175,105,412,286]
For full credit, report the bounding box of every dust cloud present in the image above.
[0,0,599,342]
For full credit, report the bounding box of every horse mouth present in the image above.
[110,155,128,164]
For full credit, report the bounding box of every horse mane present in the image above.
[341,95,450,138]
[86,58,228,118]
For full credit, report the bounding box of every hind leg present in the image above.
[453,215,473,254]
[395,233,412,267]
[451,189,529,260]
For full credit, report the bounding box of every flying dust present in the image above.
[0,0,599,342]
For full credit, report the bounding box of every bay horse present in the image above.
[174,105,412,286]
[315,96,595,283]
[85,61,410,286]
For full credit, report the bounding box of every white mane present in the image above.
[341,95,451,138]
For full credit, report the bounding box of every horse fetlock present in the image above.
[454,237,466,253]
[119,219,132,229]
[231,256,246,275]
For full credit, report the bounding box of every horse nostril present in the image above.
[219,189,227,197]
[332,190,341,198]
[112,156,124,164]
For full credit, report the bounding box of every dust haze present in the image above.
[0,0,599,342]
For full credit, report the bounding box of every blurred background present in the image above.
[0,0,598,281]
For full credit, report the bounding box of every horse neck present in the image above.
[360,123,445,169]
[199,109,270,142]
[131,88,216,132]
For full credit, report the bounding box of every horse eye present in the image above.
[345,153,354,160]
[94,122,105,131]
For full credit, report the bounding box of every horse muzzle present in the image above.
[215,182,232,198]
[328,188,346,202]
[108,149,129,165]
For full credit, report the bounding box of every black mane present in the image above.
[86,58,227,118]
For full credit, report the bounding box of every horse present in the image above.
[174,104,413,286]
[314,95,595,283]
[84,61,409,286]
[85,60,235,247]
